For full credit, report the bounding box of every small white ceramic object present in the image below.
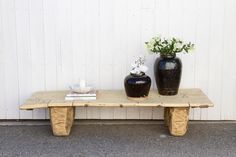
[69,84,92,93]
[79,79,86,88]
[74,87,92,93]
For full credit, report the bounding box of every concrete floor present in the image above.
[0,121,236,157]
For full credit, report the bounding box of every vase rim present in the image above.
[130,72,145,77]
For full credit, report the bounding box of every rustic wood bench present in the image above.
[20,88,213,137]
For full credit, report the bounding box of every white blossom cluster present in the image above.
[145,36,194,56]
[130,55,148,75]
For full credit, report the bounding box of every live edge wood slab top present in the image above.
[20,88,213,110]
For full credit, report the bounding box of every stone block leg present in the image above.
[168,107,189,136]
[49,107,75,136]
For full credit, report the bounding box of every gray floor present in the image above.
[0,121,236,157]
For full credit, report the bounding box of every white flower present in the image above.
[155,45,160,51]
[188,45,195,51]
[174,43,182,50]
[146,42,155,51]
[167,39,172,44]
[154,36,161,42]
[145,35,195,54]
[150,39,156,44]
[130,55,148,75]
[175,38,181,42]
[139,65,148,73]
[130,69,139,75]
[131,62,137,68]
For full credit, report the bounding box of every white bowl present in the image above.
[69,84,92,93]
[73,87,92,93]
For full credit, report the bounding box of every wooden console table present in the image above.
[20,89,213,137]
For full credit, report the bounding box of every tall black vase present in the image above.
[154,54,182,95]
[124,73,151,98]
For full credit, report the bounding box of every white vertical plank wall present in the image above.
[0,0,6,119]
[1,0,19,119]
[15,0,32,119]
[0,0,236,120]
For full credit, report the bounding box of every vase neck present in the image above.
[160,54,176,59]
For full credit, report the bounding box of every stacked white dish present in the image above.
[65,80,97,101]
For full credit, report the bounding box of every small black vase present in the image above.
[124,73,151,98]
[154,54,182,95]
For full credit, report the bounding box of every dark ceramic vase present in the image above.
[154,54,182,95]
[124,73,151,98]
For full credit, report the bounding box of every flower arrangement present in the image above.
[130,56,148,75]
[145,36,195,56]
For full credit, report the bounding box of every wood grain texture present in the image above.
[168,107,189,136]
[20,89,213,109]
[50,107,75,136]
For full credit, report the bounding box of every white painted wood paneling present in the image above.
[207,0,224,120]
[1,0,19,119]
[0,0,236,120]
[15,0,33,119]
[221,0,236,120]
[29,0,46,119]
[194,0,211,120]
[43,0,58,119]
[0,0,6,119]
